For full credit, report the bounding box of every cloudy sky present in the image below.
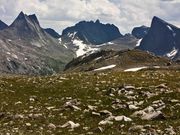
[0,0,179,34]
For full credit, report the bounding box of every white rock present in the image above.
[124,85,135,90]
[61,121,80,129]
[129,104,139,110]
[88,105,97,111]
[114,116,132,122]
[98,120,113,125]
[123,116,133,122]
[48,123,56,129]
[99,110,112,116]
[114,116,123,121]
[14,101,22,105]
[25,123,31,127]
[142,111,165,120]
[92,112,101,116]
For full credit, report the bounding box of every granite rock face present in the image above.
[0,12,74,75]
[137,16,180,60]
[61,20,123,45]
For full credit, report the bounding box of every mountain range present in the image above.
[0,12,179,75]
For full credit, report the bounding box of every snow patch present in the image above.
[59,38,62,44]
[73,39,98,57]
[59,38,68,49]
[63,43,68,49]
[136,39,142,47]
[68,32,77,39]
[94,57,102,61]
[124,67,147,72]
[166,47,178,59]
[107,42,114,45]
[98,41,114,47]
[167,25,173,31]
[94,65,116,71]
[167,25,176,37]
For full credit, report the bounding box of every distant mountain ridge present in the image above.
[132,25,149,39]
[44,28,60,38]
[61,20,123,45]
[60,20,138,57]
[137,16,180,60]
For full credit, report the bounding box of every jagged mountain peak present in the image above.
[137,16,180,60]
[151,16,179,30]
[10,12,41,29]
[61,20,122,45]
[28,14,39,25]
[16,11,26,19]
[95,19,100,24]
[6,12,46,40]
[0,12,74,75]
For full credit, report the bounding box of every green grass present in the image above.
[0,69,179,134]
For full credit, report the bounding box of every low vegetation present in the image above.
[0,69,179,134]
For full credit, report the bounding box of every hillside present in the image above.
[64,49,171,72]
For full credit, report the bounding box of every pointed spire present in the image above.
[95,19,100,24]
[28,14,39,24]
[17,11,26,20]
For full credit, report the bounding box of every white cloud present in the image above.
[0,0,179,34]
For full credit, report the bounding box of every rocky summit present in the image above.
[0,12,74,75]
[137,16,180,60]
[61,20,123,45]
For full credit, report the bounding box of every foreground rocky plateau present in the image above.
[0,69,179,135]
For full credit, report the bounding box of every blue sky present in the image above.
[0,0,179,34]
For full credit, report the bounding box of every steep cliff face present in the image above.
[0,20,8,30]
[137,16,180,60]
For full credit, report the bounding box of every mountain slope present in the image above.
[0,20,8,30]
[44,28,60,38]
[137,16,180,60]
[64,49,170,72]
[0,12,74,75]
[99,34,138,51]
